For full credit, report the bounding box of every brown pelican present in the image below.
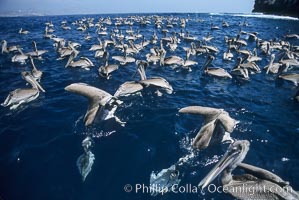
[199,140,299,200]
[179,106,236,150]
[19,28,29,34]
[264,54,281,74]
[114,81,144,98]
[159,49,183,66]
[211,23,220,30]
[279,73,299,86]
[231,58,250,80]
[89,38,104,51]
[77,136,95,182]
[182,49,198,72]
[65,83,123,126]
[98,52,118,79]
[65,51,94,69]
[280,58,299,68]
[11,48,28,64]
[136,60,173,95]
[112,45,135,65]
[285,34,299,39]
[26,41,48,58]
[246,48,262,63]
[1,72,45,110]
[223,47,234,61]
[202,55,232,78]
[1,40,19,54]
[29,56,43,82]
[222,20,229,28]
[146,47,160,65]
[239,57,261,74]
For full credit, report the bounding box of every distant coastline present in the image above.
[252,0,299,18]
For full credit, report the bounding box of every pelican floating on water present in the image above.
[65,51,94,69]
[202,55,232,78]
[98,52,119,79]
[112,45,135,65]
[1,72,45,109]
[1,40,19,54]
[11,48,28,64]
[19,28,29,34]
[26,41,48,58]
[179,106,237,150]
[199,140,299,200]
[264,54,281,74]
[29,56,43,82]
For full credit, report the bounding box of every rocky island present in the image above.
[253,0,299,18]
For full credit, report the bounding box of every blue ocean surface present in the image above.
[0,13,299,200]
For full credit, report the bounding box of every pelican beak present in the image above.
[65,52,75,67]
[198,141,247,190]
[33,78,46,92]
[22,72,45,92]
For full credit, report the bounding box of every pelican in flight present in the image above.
[202,55,232,78]
[65,83,124,126]
[1,72,45,109]
[179,106,237,150]
[199,140,299,200]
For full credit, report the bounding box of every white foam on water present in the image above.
[209,12,299,21]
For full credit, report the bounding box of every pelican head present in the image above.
[135,60,148,80]
[202,55,215,70]
[21,71,45,92]
[198,140,250,189]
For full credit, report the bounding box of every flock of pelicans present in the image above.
[1,14,299,199]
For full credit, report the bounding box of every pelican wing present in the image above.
[207,68,232,78]
[217,112,236,133]
[179,106,221,123]
[192,120,217,149]
[114,81,143,97]
[279,74,299,86]
[139,77,173,94]
[65,83,113,126]
[237,163,289,187]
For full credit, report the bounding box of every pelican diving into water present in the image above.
[1,71,45,109]
[199,140,299,200]
[77,136,95,182]
[65,83,124,126]
[179,106,237,150]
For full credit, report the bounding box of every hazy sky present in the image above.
[0,0,255,15]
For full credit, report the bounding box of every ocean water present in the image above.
[0,13,298,200]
